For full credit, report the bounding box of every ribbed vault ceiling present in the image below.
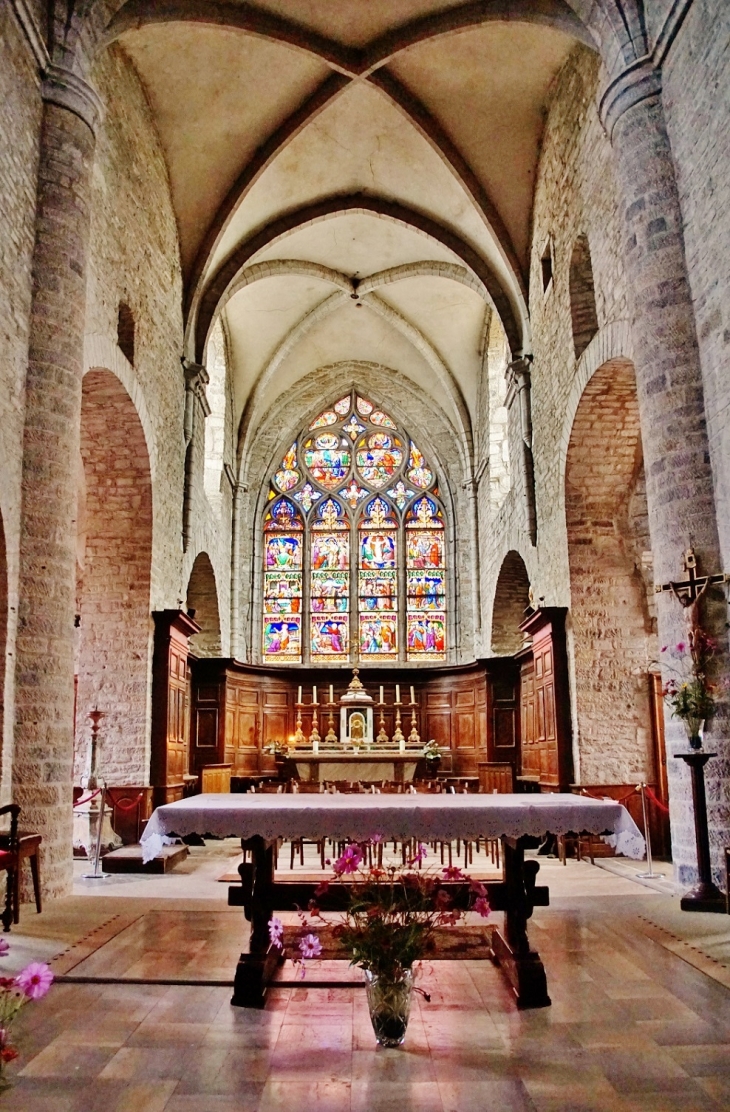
[108,1,586,435]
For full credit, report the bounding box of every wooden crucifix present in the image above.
[654,548,729,630]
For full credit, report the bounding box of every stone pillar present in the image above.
[600,64,729,884]
[12,67,102,899]
[181,361,210,552]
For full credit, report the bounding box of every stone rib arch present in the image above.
[236,291,473,479]
[192,196,526,360]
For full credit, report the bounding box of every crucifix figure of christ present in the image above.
[654,548,729,632]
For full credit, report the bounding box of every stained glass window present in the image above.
[262,497,303,660]
[260,392,447,664]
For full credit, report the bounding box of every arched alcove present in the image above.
[565,358,656,783]
[187,552,222,657]
[75,370,153,784]
[491,551,531,655]
[569,234,599,360]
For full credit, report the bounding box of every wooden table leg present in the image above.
[489,836,551,1008]
[231,835,284,1008]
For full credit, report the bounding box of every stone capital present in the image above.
[505,355,532,408]
[42,64,104,137]
[598,58,663,141]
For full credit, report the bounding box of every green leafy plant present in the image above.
[661,627,721,741]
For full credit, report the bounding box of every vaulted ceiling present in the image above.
[105,0,589,439]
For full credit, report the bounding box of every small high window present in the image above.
[117,303,135,365]
[540,242,553,293]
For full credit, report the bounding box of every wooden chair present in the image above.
[0,805,20,932]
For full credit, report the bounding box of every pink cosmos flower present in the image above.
[435,888,453,910]
[299,934,322,959]
[369,833,383,844]
[469,879,487,897]
[268,918,284,947]
[0,939,9,958]
[333,845,362,875]
[474,897,491,919]
[676,641,686,653]
[14,962,53,1000]
[410,843,428,864]
[442,865,464,881]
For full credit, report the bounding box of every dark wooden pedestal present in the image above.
[674,751,726,913]
[229,834,551,1010]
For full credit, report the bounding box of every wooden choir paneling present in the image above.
[517,608,573,791]
[189,662,491,779]
[150,609,200,806]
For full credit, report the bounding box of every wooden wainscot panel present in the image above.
[518,608,573,791]
[151,609,200,807]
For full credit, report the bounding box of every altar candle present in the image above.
[313,685,317,704]
[379,685,384,704]
[399,735,405,753]
[396,684,400,703]
[297,685,302,704]
[313,737,319,754]
[410,686,415,705]
[330,684,334,705]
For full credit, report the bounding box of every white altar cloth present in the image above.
[140,792,645,863]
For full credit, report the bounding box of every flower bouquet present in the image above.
[661,628,721,749]
[269,843,489,1046]
[0,940,54,1090]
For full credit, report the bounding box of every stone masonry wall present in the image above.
[0,7,42,801]
[81,44,233,777]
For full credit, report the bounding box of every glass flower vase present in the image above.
[364,968,413,1047]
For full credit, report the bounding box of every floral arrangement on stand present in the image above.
[0,940,54,1090]
[268,842,490,1047]
[263,740,290,758]
[661,627,722,749]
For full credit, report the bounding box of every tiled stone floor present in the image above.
[2,848,730,1111]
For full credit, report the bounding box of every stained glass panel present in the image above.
[263,498,303,660]
[343,416,366,440]
[359,614,397,655]
[303,434,350,488]
[386,480,415,510]
[406,496,445,659]
[370,411,397,429]
[311,497,349,659]
[356,433,403,487]
[356,396,374,416]
[310,410,337,429]
[340,479,368,508]
[334,396,351,415]
[293,483,321,512]
[274,443,299,491]
[407,443,433,489]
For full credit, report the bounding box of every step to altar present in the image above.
[101,844,189,874]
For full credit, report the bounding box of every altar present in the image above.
[292,751,420,783]
[141,792,645,1011]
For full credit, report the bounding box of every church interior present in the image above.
[1,0,730,1108]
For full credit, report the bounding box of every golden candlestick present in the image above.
[408,701,420,745]
[293,702,306,745]
[376,701,389,744]
[309,700,321,747]
[325,701,337,744]
[392,701,405,749]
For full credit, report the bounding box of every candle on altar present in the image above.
[313,685,317,703]
[396,685,400,703]
[410,685,415,704]
[379,685,384,704]
[399,735,405,753]
[297,685,302,704]
[313,737,319,754]
[329,684,334,705]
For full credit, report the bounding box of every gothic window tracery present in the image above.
[261,392,447,664]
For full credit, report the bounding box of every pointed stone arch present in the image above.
[491,551,531,655]
[75,369,153,784]
[565,357,657,783]
[186,552,222,657]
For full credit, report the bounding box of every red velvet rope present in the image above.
[73,787,103,808]
[110,793,145,813]
[579,786,637,804]
[644,786,671,814]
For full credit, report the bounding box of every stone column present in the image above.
[505,356,537,546]
[13,67,102,899]
[600,64,729,884]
